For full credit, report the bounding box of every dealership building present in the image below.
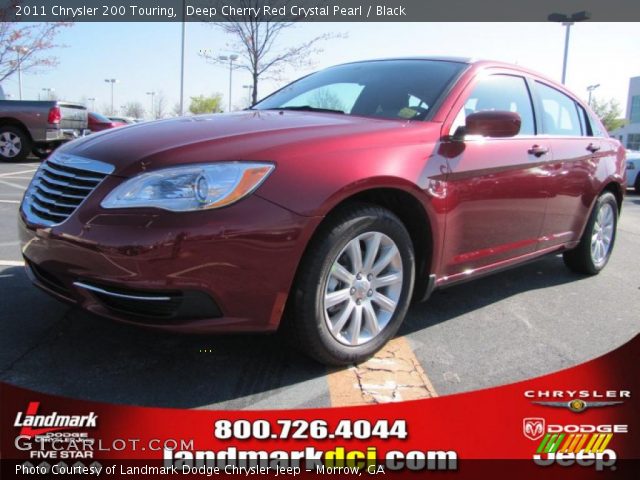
[611,76,640,150]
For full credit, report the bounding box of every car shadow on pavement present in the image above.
[0,255,589,410]
[400,254,588,336]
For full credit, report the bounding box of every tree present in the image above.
[591,98,627,132]
[200,1,343,104]
[122,101,145,119]
[189,94,224,114]
[171,102,183,117]
[0,5,71,83]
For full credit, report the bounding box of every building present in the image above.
[611,76,640,150]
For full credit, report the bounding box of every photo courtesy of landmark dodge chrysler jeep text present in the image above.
[19,58,626,365]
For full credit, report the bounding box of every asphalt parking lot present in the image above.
[1,157,638,409]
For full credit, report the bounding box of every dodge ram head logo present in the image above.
[523,418,545,440]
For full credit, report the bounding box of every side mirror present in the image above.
[464,111,521,138]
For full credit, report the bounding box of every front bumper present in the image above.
[19,195,320,333]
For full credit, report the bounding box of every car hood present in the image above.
[57,110,435,177]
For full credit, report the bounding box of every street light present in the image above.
[41,87,55,100]
[548,11,591,84]
[179,0,186,116]
[9,46,29,100]
[104,78,119,115]
[87,97,96,111]
[587,84,600,107]
[219,54,239,112]
[146,91,156,119]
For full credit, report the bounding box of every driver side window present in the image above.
[450,75,536,136]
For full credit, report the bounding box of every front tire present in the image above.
[0,125,31,162]
[563,192,618,275]
[634,174,640,195]
[287,204,415,366]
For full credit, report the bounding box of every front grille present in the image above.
[23,155,112,226]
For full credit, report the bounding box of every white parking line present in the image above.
[0,179,28,190]
[0,200,20,204]
[0,169,37,178]
[0,260,24,266]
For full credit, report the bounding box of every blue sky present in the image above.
[2,22,638,117]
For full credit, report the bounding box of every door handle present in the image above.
[587,143,601,153]
[528,145,549,157]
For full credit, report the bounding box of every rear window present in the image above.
[91,112,111,122]
[254,60,466,121]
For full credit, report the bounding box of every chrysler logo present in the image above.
[523,417,545,441]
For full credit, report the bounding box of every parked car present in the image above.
[88,112,126,132]
[0,89,88,161]
[108,116,141,125]
[19,58,626,365]
[625,150,640,193]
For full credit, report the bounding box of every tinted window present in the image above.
[536,82,581,136]
[451,75,535,136]
[588,112,605,137]
[255,60,465,120]
[90,112,112,122]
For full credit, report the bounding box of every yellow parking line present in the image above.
[327,337,437,407]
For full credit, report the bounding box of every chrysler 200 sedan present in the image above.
[19,58,626,365]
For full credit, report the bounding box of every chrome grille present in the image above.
[22,154,114,226]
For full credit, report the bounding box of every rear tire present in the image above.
[286,204,415,366]
[0,125,31,162]
[563,192,618,275]
[634,174,640,195]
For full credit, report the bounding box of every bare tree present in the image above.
[0,4,71,83]
[200,0,343,104]
[122,101,145,119]
[171,102,183,117]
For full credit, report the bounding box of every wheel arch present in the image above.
[295,185,436,304]
[0,117,33,143]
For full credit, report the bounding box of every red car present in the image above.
[19,58,625,365]
[87,112,126,132]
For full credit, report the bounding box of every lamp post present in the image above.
[587,84,600,107]
[9,46,29,100]
[548,11,591,84]
[179,0,186,116]
[87,97,96,111]
[219,54,239,112]
[104,78,119,115]
[41,87,55,100]
[146,91,156,119]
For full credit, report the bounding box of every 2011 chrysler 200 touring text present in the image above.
[19,58,626,365]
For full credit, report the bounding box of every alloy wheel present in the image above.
[590,203,614,267]
[323,231,403,346]
[0,131,22,158]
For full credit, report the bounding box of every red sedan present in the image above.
[19,58,626,365]
[87,112,126,132]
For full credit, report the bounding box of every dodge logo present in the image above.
[523,418,545,440]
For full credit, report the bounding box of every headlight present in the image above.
[101,162,274,211]
[627,161,636,170]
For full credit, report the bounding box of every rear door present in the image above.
[532,81,606,249]
[439,73,550,279]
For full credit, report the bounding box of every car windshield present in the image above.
[253,60,465,121]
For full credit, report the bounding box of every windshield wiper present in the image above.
[264,105,345,114]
